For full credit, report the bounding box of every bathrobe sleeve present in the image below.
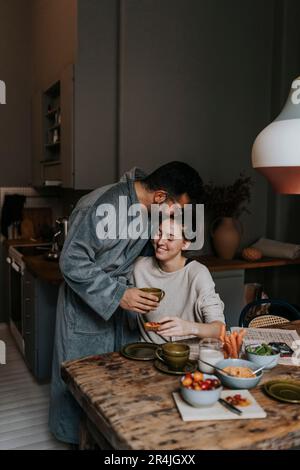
[59,203,127,321]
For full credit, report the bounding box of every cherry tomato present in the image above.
[212,379,220,388]
[201,382,210,390]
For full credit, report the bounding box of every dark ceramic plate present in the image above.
[154,358,197,375]
[121,342,159,361]
[263,380,300,403]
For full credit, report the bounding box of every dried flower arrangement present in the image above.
[203,173,253,219]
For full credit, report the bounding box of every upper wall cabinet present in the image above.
[31,64,74,188]
[31,2,119,190]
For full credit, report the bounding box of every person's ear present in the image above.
[153,190,168,204]
[181,240,191,251]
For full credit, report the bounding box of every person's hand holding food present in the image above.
[157,316,198,337]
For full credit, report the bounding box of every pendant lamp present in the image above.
[252,76,300,194]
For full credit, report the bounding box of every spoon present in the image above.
[199,359,265,377]
[252,364,267,375]
[198,359,236,377]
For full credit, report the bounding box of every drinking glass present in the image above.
[198,338,224,374]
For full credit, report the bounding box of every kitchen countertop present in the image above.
[24,255,62,284]
[5,239,300,283]
[3,238,62,284]
[23,254,300,285]
[196,254,300,272]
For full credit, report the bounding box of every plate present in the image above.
[121,342,159,361]
[154,358,197,375]
[263,380,300,403]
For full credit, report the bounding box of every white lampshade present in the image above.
[252,76,300,194]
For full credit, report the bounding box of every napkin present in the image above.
[251,238,300,259]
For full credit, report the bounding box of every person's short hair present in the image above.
[142,161,203,203]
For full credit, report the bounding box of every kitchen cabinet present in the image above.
[31,1,118,190]
[22,269,59,382]
[31,64,74,188]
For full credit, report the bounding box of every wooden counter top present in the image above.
[24,255,62,284]
[62,321,300,450]
[23,254,300,284]
[196,255,300,272]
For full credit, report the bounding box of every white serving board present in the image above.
[173,389,266,421]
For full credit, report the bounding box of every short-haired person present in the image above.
[49,162,203,444]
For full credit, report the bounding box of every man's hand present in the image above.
[158,316,199,337]
[120,288,160,314]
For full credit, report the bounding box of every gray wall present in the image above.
[74,0,118,189]
[263,0,300,305]
[119,0,274,250]
[0,0,32,186]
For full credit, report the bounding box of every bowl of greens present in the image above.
[245,343,280,369]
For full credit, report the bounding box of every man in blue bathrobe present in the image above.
[49,162,203,444]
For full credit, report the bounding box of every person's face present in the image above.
[152,219,190,262]
[152,191,190,215]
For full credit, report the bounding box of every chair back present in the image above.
[239,298,300,328]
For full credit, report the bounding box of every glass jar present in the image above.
[198,338,224,374]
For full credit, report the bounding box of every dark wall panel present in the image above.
[119,0,275,248]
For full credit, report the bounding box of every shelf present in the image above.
[47,124,60,132]
[40,160,61,166]
[45,142,60,148]
[194,255,300,272]
[45,107,60,118]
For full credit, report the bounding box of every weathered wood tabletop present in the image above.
[61,321,300,450]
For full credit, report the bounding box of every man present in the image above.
[49,161,203,444]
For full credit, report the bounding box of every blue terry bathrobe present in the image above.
[49,168,149,444]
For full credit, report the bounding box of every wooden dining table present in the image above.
[61,321,300,450]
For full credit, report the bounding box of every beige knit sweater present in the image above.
[131,257,225,344]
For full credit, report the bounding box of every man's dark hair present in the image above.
[142,161,203,203]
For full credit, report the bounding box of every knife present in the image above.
[218,398,243,415]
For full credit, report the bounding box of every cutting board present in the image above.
[173,389,266,421]
[22,207,53,239]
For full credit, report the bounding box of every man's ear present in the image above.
[182,240,191,251]
[153,190,168,204]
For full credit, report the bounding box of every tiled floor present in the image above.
[0,324,68,450]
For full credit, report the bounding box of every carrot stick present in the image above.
[219,324,226,343]
[224,335,232,358]
[230,334,238,358]
[236,330,244,353]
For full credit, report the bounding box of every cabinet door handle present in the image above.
[25,298,31,302]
